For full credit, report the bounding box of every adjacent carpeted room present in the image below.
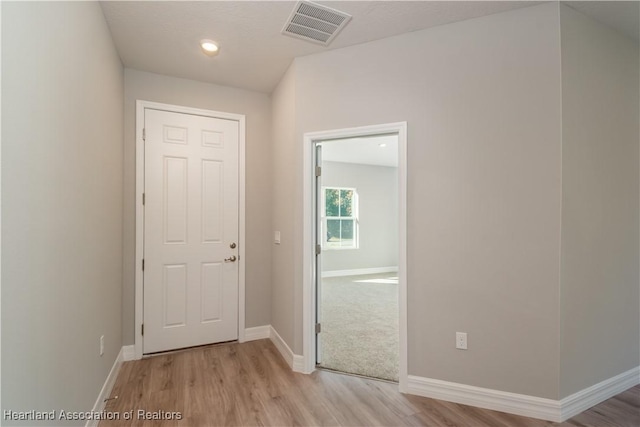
[319,273,399,381]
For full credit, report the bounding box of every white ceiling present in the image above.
[100,1,639,94]
[321,135,399,167]
[101,1,539,93]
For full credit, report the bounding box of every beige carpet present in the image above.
[319,273,399,381]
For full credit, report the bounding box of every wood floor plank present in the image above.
[101,340,639,427]
[287,373,341,426]
[410,395,488,427]
[311,371,387,426]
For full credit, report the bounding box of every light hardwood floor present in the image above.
[102,339,639,427]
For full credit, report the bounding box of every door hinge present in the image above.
[142,128,146,141]
[316,244,321,255]
[315,323,321,334]
[142,193,145,205]
[141,324,144,336]
[315,166,322,177]
[142,259,144,271]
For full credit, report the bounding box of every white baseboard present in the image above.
[322,266,398,278]
[269,326,294,368]
[269,326,305,373]
[406,375,561,421]
[407,366,640,422]
[559,366,639,421]
[86,348,124,427]
[292,354,306,373]
[244,325,271,342]
[122,345,135,361]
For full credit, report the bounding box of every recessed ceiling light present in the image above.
[200,39,219,57]
[379,143,387,148]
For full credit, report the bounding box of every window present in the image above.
[323,187,358,249]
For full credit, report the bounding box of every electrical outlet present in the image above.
[100,335,105,356]
[456,332,468,350]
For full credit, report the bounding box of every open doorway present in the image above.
[315,134,399,381]
[302,122,407,389]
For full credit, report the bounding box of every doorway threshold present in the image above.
[142,339,238,359]
[315,365,399,385]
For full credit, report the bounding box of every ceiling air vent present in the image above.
[282,1,352,46]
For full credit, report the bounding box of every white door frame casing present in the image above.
[302,122,408,392]
[134,100,246,359]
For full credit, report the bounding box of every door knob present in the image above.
[230,242,236,249]
[224,255,237,262]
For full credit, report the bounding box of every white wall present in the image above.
[121,69,272,344]
[272,2,564,398]
[270,63,298,351]
[321,161,398,272]
[559,4,640,398]
[2,1,124,421]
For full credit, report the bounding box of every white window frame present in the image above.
[322,186,359,250]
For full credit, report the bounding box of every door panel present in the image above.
[163,264,187,327]
[201,262,223,322]
[201,160,223,243]
[163,157,188,244]
[144,108,239,354]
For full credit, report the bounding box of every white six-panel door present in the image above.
[143,108,239,354]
